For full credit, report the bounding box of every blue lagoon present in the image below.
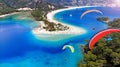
[0,6,120,67]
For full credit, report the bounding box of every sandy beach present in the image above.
[32,6,94,35]
[0,12,18,18]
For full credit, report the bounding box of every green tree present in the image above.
[78,33,120,67]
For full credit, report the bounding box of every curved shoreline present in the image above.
[32,6,96,35]
[47,6,96,23]
[0,12,19,18]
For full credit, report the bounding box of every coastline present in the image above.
[0,6,88,35]
[0,12,19,18]
[32,6,94,35]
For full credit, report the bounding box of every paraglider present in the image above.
[89,29,120,49]
[92,28,96,30]
[62,45,74,53]
[80,9,103,19]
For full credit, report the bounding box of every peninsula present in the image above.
[32,7,87,35]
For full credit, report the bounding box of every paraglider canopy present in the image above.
[80,9,103,19]
[89,29,120,49]
[62,45,74,53]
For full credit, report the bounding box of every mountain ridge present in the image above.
[1,0,83,8]
[0,0,113,9]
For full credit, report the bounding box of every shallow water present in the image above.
[0,7,120,67]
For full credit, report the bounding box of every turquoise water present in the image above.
[0,7,120,67]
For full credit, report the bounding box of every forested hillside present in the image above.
[0,0,16,15]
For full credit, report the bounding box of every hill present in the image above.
[0,0,16,15]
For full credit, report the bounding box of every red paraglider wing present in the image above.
[89,29,120,49]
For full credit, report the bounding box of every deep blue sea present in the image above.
[0,7,120,67]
